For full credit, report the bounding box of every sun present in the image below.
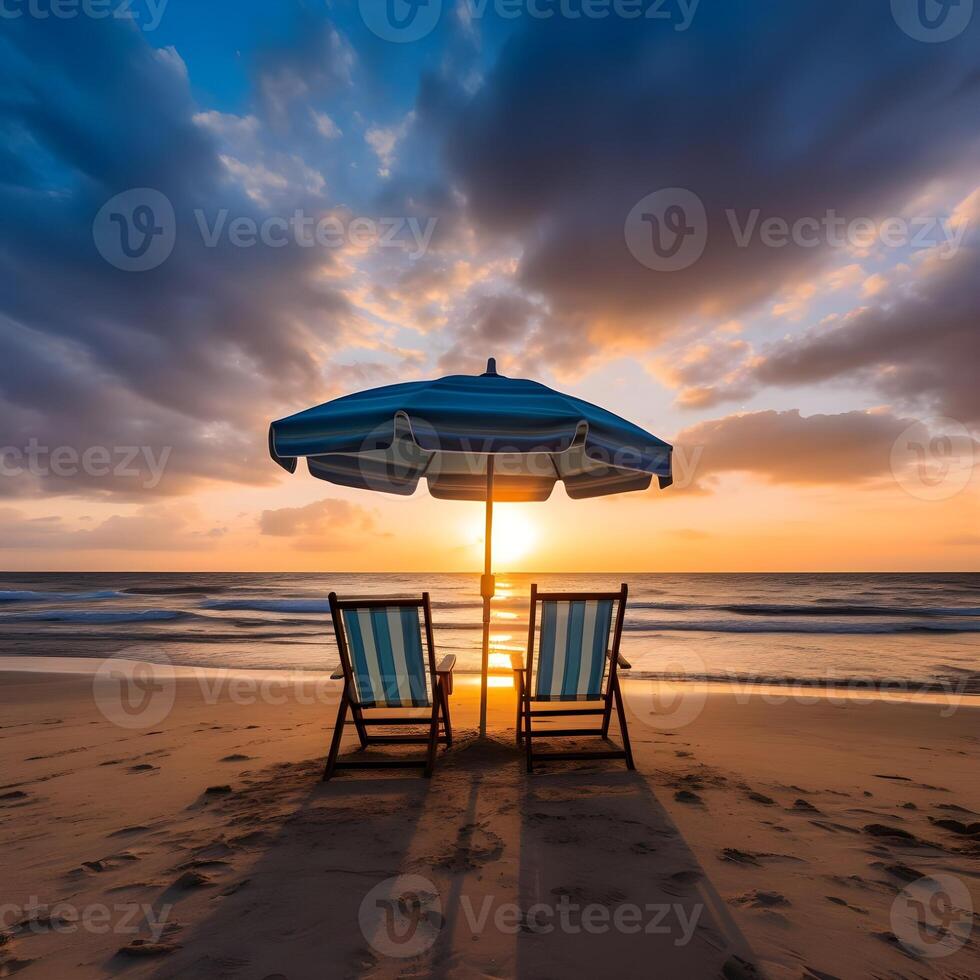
[471,506,539,567]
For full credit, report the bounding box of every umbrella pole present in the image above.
[479,457,495,738]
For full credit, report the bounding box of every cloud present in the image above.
[434,7,979,360]
[365,113,415,178]
[674,408,921,489]
[311,110,342,140]
[0,16,363,500]
[749,242,980,423]
[259,498,383,550]
[0,505,215,551]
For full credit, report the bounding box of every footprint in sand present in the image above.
[721,848,804,866]
[168,870,213,891]
[731,890,791,909]
[116,939,181,958]
[107,825,151,838]
[722,954,762,979]
[790,798,821,814]
[825,895,868,914]
[68,851,142,876]
[0,953,35,975]
[674,789,704,805]
[862,823,936,848]
[929,816,980,837]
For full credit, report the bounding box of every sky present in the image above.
[1,0,978,572]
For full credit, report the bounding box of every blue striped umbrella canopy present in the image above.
[269,359,672,499]
[268,359,672,734]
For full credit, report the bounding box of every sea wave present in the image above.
[0,590,125,603]
[629,601,980,617]
[201,599,334,613]
[625,619,980,634]
[0,609,188,624]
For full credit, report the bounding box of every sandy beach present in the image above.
[1,664,977,979]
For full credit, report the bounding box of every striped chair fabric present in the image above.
[341,606,431,708]
[533,599,615,701]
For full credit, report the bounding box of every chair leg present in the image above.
[523,691,534,773]
[350,702,369,749]
[515,673,524,744]
[323,694,350,781]
[601,689,614,739]
[613,676,635,771]
[439,679,453,747]
[424,696,441,778]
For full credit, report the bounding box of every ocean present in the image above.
[1,572,978,694]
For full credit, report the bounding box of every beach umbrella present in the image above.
[268,358,673,736]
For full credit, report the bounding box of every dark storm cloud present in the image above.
[437,2,979,346]
[672,237,980,423]
[750,246,980,424]
[0,17,353,499]
[436,293,543,375]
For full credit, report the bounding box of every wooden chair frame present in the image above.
[513,583,634,772]
[324,592,455,780]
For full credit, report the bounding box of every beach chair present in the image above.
[324,592,455,780]
[513,583,634,772]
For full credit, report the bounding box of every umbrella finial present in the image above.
[482,357,498,376]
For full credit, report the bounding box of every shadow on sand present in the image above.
[137,719,757,979]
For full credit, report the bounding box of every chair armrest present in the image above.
[510,652,527,672]
[436,654,456,674]
[608,650,631,669]
[330,666,345,680]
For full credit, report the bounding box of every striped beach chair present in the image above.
[324,592,455,779]
[513,583,634,772]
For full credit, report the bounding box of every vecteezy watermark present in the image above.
[460,894,703,941]
[358,874,443,958]
[93,648,343,729]
[624,188,708,272]
[724,209,968,255]
[890,417,976,502]
[0,441,172,490]
[193,209,437,259]
[626,654,971,727]
[1,897,173,943]
[94,653,178,730]
[890,873,974,958]
[624,650,710,731]
[92,188,439,271]
[0,0,168,31]
[359,0,443,42]
[358,875,704,959]
[93,189,176,271]
[625,188,970,272]
[359,0,699,42]
[891,0,974,42]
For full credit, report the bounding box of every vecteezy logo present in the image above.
[93,650,176,729]
[359,0,442,43]
[625,650,708,731]
[624,188,707,272]
[890,873,973,958]
[890,417,975,501]
[92,188,176,271]
[358,874,442,958]
[891,0,974,42]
